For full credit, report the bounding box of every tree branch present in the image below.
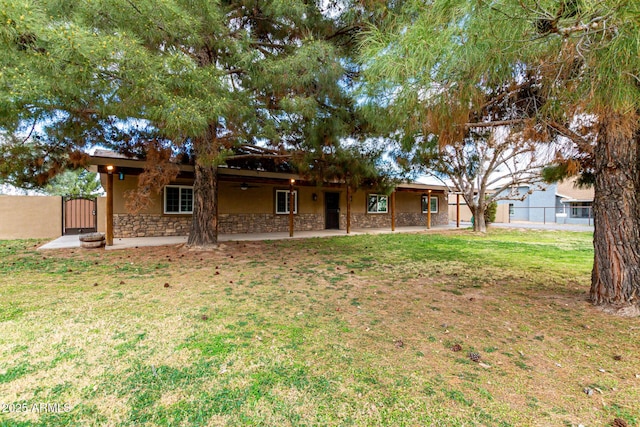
[464,119,527,128]
[546,120,593,152]
[226,153,292,161]
[250,41,288,51]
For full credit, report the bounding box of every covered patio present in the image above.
[88,150,451,246]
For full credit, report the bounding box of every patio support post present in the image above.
[346,185,351,234]
[391,190,396,231]
[106,170,114,246]
[427,189,432,229]
[456,193,460,228]
[289,179,294,238]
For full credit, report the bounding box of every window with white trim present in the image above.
[164,185,193,214]
[367,194,388,213]
[570,201,592,218]
[421,195,439,213]
[275,190,297,214]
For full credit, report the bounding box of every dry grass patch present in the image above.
[0,230,639,426]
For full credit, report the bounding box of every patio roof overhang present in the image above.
[87,152,448,193]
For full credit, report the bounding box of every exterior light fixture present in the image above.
[312,193,318,202]
[118,172,125,180]
[240,182,248,191]
[290,178,295,184]
[106,165,114,174]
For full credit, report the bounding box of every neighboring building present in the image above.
[554,179,594,225]
[89,150,449,239]
[501,184,556,223]
[497,177,594,225]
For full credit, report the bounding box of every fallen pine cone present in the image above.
[394,340,404,348]
[451,344,462,352]
[468,352,481,362]
[612,418,628,427]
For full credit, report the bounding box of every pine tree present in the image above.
[44,169,102,198]
[361,0,640,311]
[0,0,372,248]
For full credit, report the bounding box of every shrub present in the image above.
[484,200,497,224]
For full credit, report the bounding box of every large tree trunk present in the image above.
[590,117,640,312]
[187,128,219,249]
[472,204,487,233]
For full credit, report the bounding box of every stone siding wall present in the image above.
[340,209,448,230]
[113,213,324,238]
[114,204,448,238]
[218,213,324,234]
[432,209,449,226]
[114,214,191,238]
[397,210,448,226]
[342,213,391,229]
[396,212,426,227]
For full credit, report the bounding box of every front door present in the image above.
[325,192,340,229]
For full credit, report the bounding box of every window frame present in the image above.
[570,202,592,218]
[367,194,389,214]
[421,195,439,213]
[164,185,194,215]
[275,189,298,215]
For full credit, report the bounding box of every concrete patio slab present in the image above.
[37,225,454,251]
[36,220,593,251]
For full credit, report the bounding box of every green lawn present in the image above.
[1,229,638,426]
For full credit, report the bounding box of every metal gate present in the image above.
[63,197,97,235]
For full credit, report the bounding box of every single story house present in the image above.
[89,150,449,240]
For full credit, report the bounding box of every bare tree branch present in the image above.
[464,119,527,128]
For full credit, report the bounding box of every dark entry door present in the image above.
[64,197,97,235]
[325,192,340,229]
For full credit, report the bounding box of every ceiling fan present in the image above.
[233,182,260,190]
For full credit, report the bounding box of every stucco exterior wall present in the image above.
[108,178,327,216]
[0,195,107,240]
[525,186,557,222]
[498,186,531,221]
[103,174,166,214]
[447,194,510,224]
[448,198,473,222]
[0,196,62,239]
[219,182,325,215]
[494,204,510,223]
[97,197,106,233]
